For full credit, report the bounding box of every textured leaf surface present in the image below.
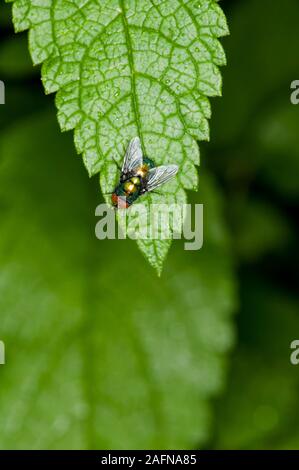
[8,0,228,272]
[0,109,236,449]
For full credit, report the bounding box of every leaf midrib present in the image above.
[119,0,143,147]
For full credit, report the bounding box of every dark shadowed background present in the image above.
[0,0,298,449]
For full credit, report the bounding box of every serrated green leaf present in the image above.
[7,0,228,272]
[0,109,236,449]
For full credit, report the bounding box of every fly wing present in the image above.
[122,137,143,174]
[146,164,179,192]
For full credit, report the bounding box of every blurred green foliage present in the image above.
[0,35,32,78]
[0,0,299,450]
[213,280,299,449]
[0,109,236,449]
[206,0,299,449]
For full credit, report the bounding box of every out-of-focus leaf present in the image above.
[0,35,33,77]
[0,110,236,449]
[0,2,12,26]
[212,0,299,145]
[213,280,299,449]
[235,200,293,262]
[0,85,45,128]
[255,103,299,199]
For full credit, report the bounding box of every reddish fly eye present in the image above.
[111,193,118,206]
[111,193,129,209]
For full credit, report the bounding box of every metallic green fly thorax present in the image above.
[143,157,155,169]
[111,137,178,209]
